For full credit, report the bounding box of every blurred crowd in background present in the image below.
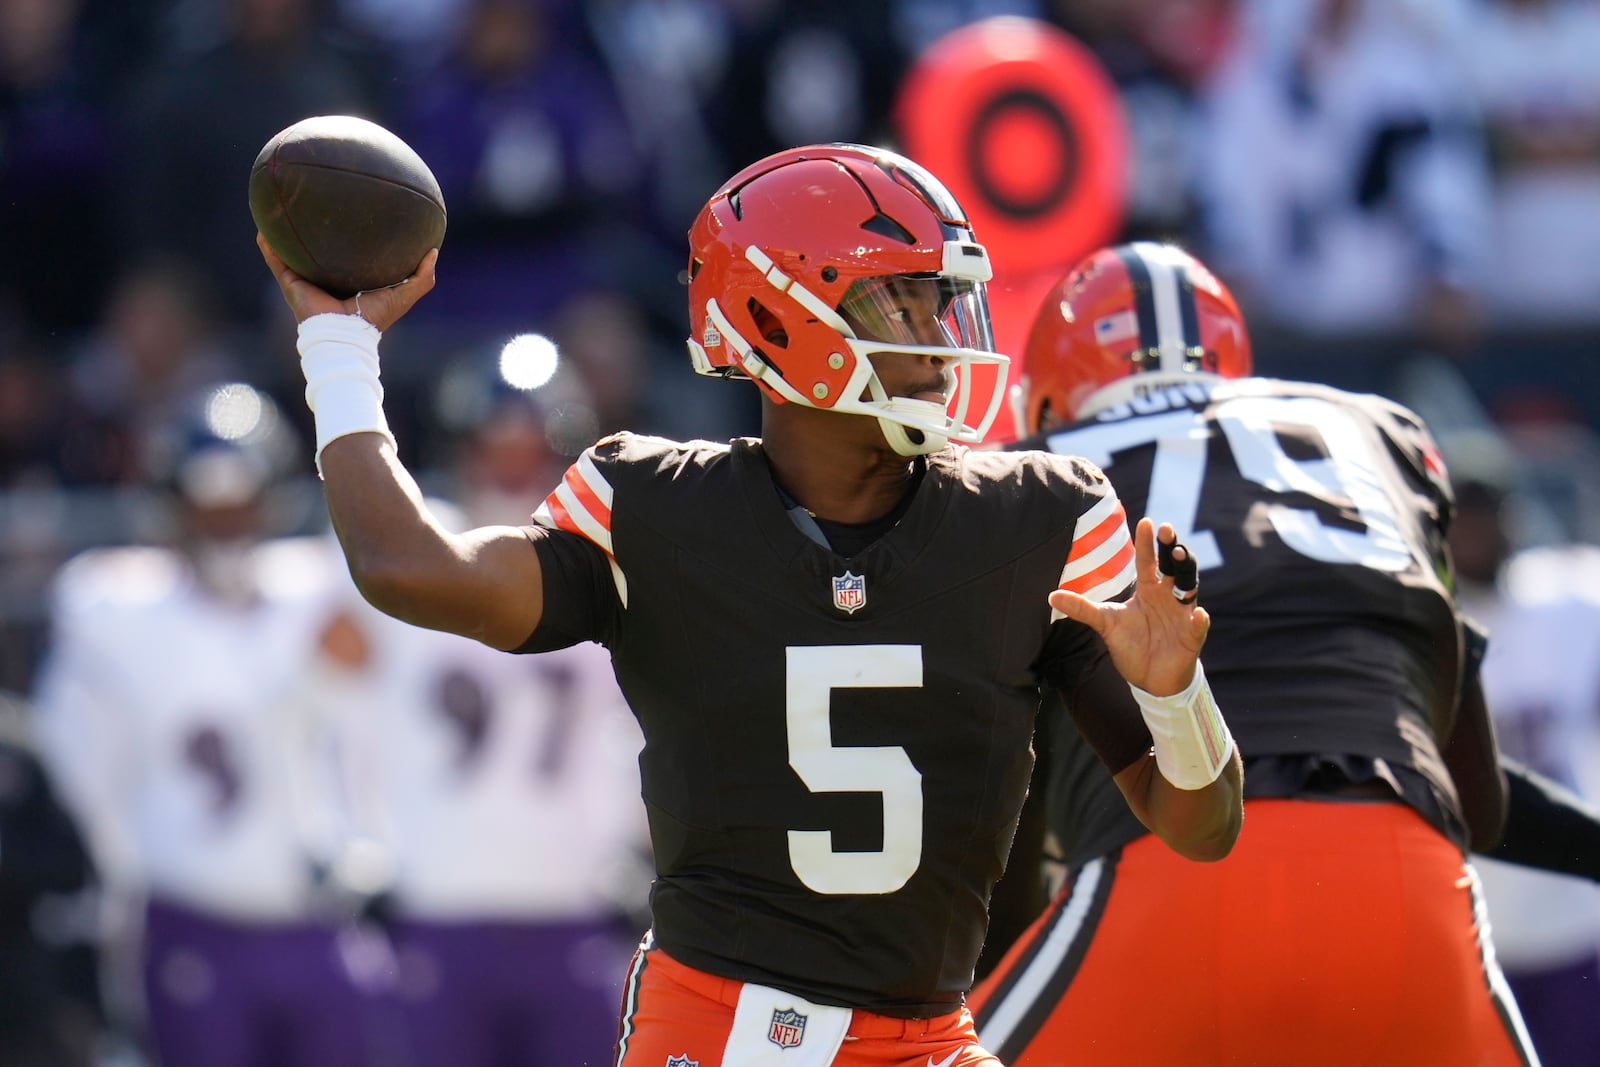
[3,0,1600,1065]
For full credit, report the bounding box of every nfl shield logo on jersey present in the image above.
[768,1008,807,1048]
[666,1057,698,1067]
[831,571,866,615]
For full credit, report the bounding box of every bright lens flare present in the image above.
[499,333,559,390]
[204,383,268,440]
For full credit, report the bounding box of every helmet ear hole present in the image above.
[748,298,789,347]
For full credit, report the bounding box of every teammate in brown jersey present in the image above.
[256,145,1243,1066]
[973,241,1540,1066]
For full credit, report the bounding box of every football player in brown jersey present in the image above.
[257,146,1242,1067]
[973,241,1543,1066]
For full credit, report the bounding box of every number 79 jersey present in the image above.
[525,431,1135,1017]
[1030,377,1464,807]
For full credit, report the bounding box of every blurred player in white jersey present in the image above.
[335,375,649,1067]
[30,383,384,1067]
[1452,475,1600,1067]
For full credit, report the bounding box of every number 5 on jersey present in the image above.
[786,645,924,895]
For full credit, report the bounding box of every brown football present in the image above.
[249,115,446,298]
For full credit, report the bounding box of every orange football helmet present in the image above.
[686,143,1010,456]
[1022,241,1251,431]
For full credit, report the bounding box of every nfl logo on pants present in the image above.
[769,1008,807,1048]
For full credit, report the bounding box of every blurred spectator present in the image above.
[115,0,394,329]
[1450,469,1600,1067]
[0,333,69,489]
[424,309,758,507]
[0,0,120,336]
[1192,0,1494,353]
[392,0,661,341]
[0,252,267,699]
[1492,388,1600,546]
[59,254,245,489]
[585,0,1034,247]
[335,0,471,69]
[889,0,1044,54]
[30,384,387,1067]
[0,335,76,693]
[1392,349,1600,545]
[550,289,757,442]
[1039,0,1240,242]
[427,358,590,521]
[699,0,911,171]
[0,689,101,1067]
[580,0,731,244]
[1459,0,1600,326]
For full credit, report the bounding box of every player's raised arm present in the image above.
[1052,518,1244,861]
[258,236,544,651]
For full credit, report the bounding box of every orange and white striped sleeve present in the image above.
[533,449,629,607]
[1050,488,1136,622]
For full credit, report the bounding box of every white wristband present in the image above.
[1130,661,1234,791]
[296,312,396,476]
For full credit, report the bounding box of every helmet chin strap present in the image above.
[877,398,950,456]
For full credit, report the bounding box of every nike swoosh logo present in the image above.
[928,1051,959,1067]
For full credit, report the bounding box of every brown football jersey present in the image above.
[522,432,1139,1016]
[1015,377,1467,862]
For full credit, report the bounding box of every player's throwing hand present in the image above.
[258,234,437,333]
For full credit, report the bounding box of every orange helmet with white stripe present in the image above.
[1022,241,1251,430]
[685,143,1011,456]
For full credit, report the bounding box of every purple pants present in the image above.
[141,896,382,1067]
[382,915,634,1067]
[1506,952,1600,1067]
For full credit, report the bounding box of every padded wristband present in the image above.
[297,312,395,476]
[1130,661,1234,790]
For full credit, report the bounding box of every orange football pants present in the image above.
[613,938,1001,1067]
[970,799,1539,1067]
